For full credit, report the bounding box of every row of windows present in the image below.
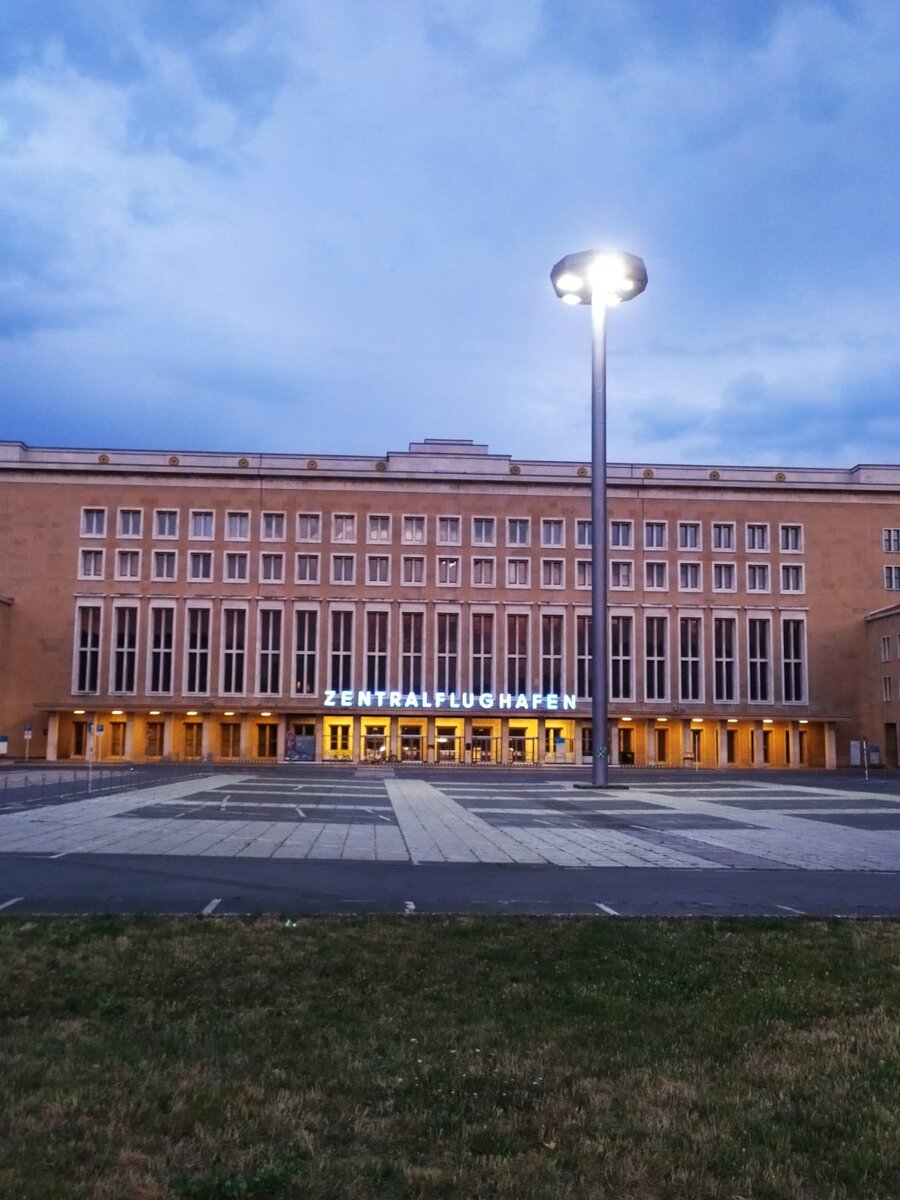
[73,602,806,705]
[78,507,806,553]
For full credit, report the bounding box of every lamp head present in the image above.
[550,249,647,307]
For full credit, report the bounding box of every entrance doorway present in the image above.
[617,726,635,765]
[886,723,898,767]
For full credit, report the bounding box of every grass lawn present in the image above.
[1,916,898,1199]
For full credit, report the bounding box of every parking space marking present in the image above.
[201,898,222,915]
[0,897,24,911]
[594,902,619,915]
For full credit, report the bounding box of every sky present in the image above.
[1,0,899,468]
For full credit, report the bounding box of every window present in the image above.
[190,511,214,539]
[472,557,495,586]
[883,529,900,552]
[154,510,178,538]
[112,606,138,693]
[330,611,353,691]
[297,513,321,542]
[883,676,893,702]
[149,607,174,694]
[507,558,529,587]
[644,521,666,549]
[75,606,101,692]
[295,554,320,584]
[472,517,495,546]
[437,516,461,545]
[367,555,390,585]
[79,549,104,579]
[367,514,391,543]
[576,520,592,548]
[262,512,285,541]
[783,618,805,702]
[119,509,142,537]
[436,612,458,692]
[81,508,106,537]
[712,522,734,550]
[258,610,283,695]
[366,611,389,691]
[260,553,284,583]
[610,615,632,700]
[885,566,900,590]
[257,725,278,758]
[747,563,770,592]
[437,556,460,585]
[576,615,592,698]
[507,518,529,546]
[225,552,248,582]
[333,514,356,542]
[645,616,667,700]
[781,564,804,593]
[780,524,803,552]
[748,617,771,701]
[713,562,736,591]
[471,613,494,693]
[678,562,701,591]
[882,635,892,663]
[152,550,177,581]
[541,614,563,693]
[402,515,426,544]
[401,611,424,692]
[507,613,529,693]
[402,555,425,585]
[189,552,213,581]
[185,607,210,693]
[541,519,564,547]
[678,522,700,550]
[221,609,247,694]
[645,561,667,590]
[679,617,702,701]
[116,550,140,580]
[332,554,355,584]
[294,610,317,695]
[714,617,736,702]
[746,523,769,552]
[610,561,632,589]
[575,560,591,588]
[541,559,564,588]
[609,521,632,549]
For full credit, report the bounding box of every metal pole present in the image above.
[590,294,609,786]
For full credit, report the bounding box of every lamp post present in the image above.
[550,250,647,786]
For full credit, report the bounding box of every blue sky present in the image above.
[1,0,899,466]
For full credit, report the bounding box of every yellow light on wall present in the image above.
[73,709,86,715]
[620,716,632,722]
[799,719,809,725]
[727,718,738,724]
[149,710,161,716]
[656,717,667,722]
[691,718,704,723]
[261,711,272,717]
[111,709,124,715]
[763,719,774,725]
[186,710,198,717]
[224,711,235,717]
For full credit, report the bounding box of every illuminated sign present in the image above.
[323,690,578,711]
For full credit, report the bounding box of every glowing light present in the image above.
[111,709,124,715]
[561,292,583,305]
[186,710,198,717]
[73,709,86,715]
[556,272,583,292]
[727,718,738,724]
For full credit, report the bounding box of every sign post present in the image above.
[23,724,32,762]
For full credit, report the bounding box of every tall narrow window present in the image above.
[507,613,529,694]
[330,611,353,691]
[610,615,632,700]
[748,617,771,701]
[401,612,424,692]
[713,617,736,702]
[783,618,805,702]
[645,616,667,700]
[436,612,458,692]
[294,610,318,695]
[366,611,388,691]
[149,607,174,694]
[679,617,701,701]
[576,615,592,699]
[186,608,210,693]
[113,606,138,693]
[222,609,246,694]
[76,606,101,692]
[258,609,282,695]
[471,613,493,694]
[541,614,563,694]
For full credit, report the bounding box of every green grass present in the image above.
[1,916,898,1199]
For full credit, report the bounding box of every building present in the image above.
[1,435,900,769]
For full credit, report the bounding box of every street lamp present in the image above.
[550,249,647,786]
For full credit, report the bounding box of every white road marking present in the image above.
[201,898,222,915]
[403,900,416,915]
[0,896,24,911]
[295,806,306,819]
[775,904,805,915]
[593,902,619,915]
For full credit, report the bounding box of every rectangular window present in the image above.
[260,552,284,582]
[471,613,494,693]
[258,609,282,695]
[507,558,529,587]
[190,511,214,539]
[541,614,563,693]
[294,609,318,695]
[713,562,736,591]
[154,510,178,538]
[748,563,770,592]
[541,559,564,588]
[472,517,495,546]
[645,616,667,700]
[781,564,804,593]
[883,529,900,552]
[333,514,356,542]
[149,607,174,694]
[152,550,177,581]
[748,617,771,701]
[541,519,564,547]
[507,518,529,546]
[222,609,247,694]
[645,561,667,590]
[257,724,278,757]
[145,722,165,757]
[885,566,900,590]
[882,635,891,663]
[610,561,632,589]
[436,612,458,692]
[609,520,632,548]
[332,554,355,584]
[714,616,736,702]
[79,549,104,579]
[75,605,101,692]
[437,556,460,585]
[678,562,701,590]
[188,551,213,582]
[330,610,353,691]
[116,550,141,580]
[81,508,106,537]
[575,559,591,588]
[576,614,592,699]
[402,515,426,544]
[780,524,803,552]
[367,555,390,584]
[679,616,702,701]
[367,514,391,542]
[224,552,248,582]
[678,522,700,550]
[783,618,805,702]
[366,611,388,691]
[297,513,321,542]
[712,522,734,550]
[185,607,210,693]
[746,523,769,551]
[506,613,529,693]
[576,519,592,548]
[472,557,495,586]
[883,676,892,702]
[295,553,320,583]
[112,606,138,693]
[644,521,666,549]
[437,516,461,545]
[119,509,142,537]
[401,611,424,692]
[402,555,425,585]
[610,615,632,700]
[262,512,285,540]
